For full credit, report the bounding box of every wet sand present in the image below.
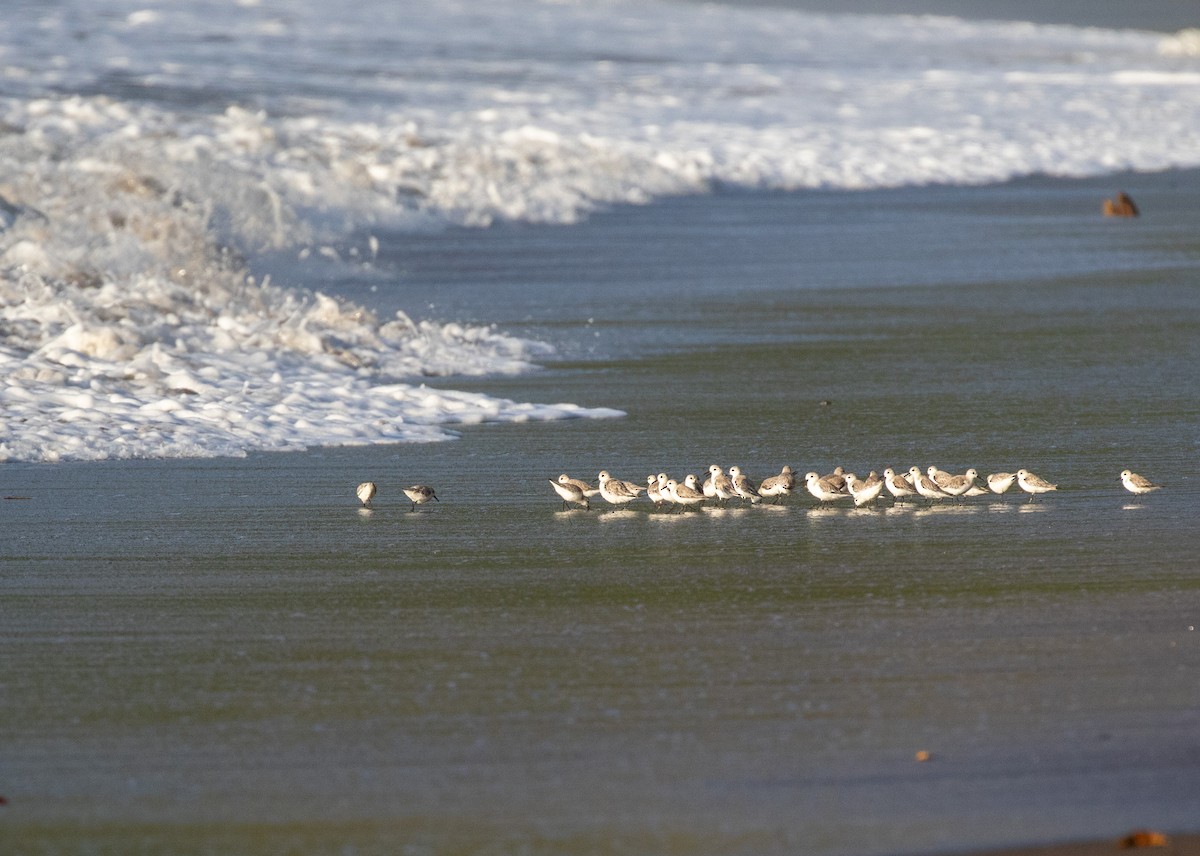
[3,171,1199,854]
[967,832,1200,856]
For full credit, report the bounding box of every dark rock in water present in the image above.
[1103,191,1139,217]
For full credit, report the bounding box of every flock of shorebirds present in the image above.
[351,467,1162,511]
[543,465,1164,511]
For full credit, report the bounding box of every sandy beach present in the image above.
[3,1,1199,853]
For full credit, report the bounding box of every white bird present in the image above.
[927,466,955,489]
[883,467,917,503]
[1120,470,1161,494]
[670,475,706,510]
[657,474,679,508]
[908,466,950,502]
[614,471,644,495]
[727,466,761,504]
[757,465,795,503]
[656,473,673,504]
[403,484,438,510]
[940,468,980,499]
[646,474,663,507]
[708,465,737,505]
[846,472,885,507]
[805,471,848,504]
[597,470,642,507]
[356,481,377,507]
[821,466,847,492]
[557,474,600,498]
[550,477,589,510]
[1016,469,1057,498]
[986,472,1017,494]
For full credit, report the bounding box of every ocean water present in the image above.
[3,1,1200,854]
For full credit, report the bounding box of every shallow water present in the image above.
[3,172,1200,854]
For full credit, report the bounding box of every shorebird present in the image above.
[821,466,847,492]
[728,466,761,504]
[656,473,678,509]
[670,475,706,510]
[908,466,950,502]
[597,470,642,507]
[617,472,645,495]
[846,472,885,507]
[757,465,795,503]
[940,468,980,500]
[708,465,737,505]
[550,476,589,510]
[1120,470,1162,494]
[356,481,377,507]
[986,472,1017,494]
[927,466,956,490]
[558,474,600,499]
[646,474,663,507]
[805,471,847,504]
[656,473,672,505]
[1016,469,1057,499]
[403,484,439,510]
[883,467,917,503]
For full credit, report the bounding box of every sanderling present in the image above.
[846,472,885,507]
[558,474,600,498]
[757,465,795,503]
[708,465,737,505]
[597,470,643,507]
[619,473,645,495]
[1016,469,1057,499]
[986,472,1017,494]
[646,474,664,506]
[658,474,679,507]
[806,471,848,504]
[403,484,439,510]
[728,466,761,504]
[927,466,955,489]
[670,475,706,510]
[1120,470,1162,494]
[883,467,917,503]
[550,477,589,510]
[356,481,377,507]
[941,468,980,499]
[908,466,950,502]
[654,473,678,510]
[821,466,847,491]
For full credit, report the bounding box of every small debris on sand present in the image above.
[1103,192,1139,217]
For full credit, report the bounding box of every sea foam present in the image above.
[2,0,1200,461]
